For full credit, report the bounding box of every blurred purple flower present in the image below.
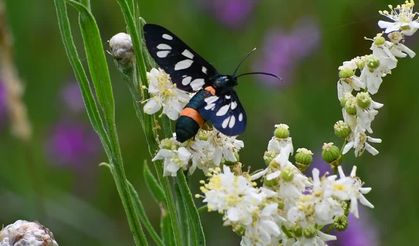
[306,155,332,177]
[0,82,7,128]
[61,82,84,113]
[333,209,379,246]
[204,0,256,28]
[46,121,101,168]
[254,18,321,87]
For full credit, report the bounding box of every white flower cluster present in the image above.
[200,125,373,246]
[143,68,190,120]
[153,129,244,176]
[337,1,417,157]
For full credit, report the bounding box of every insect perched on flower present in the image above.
[143,24,278,142]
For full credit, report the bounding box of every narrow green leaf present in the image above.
[177,171,206,246]
[53,0,105,140]
[143,162,166,204]
[174,180,191,246]
[67,0,115,126]
[161,210,176,246]
[127,181,164,246]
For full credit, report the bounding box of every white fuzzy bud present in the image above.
[109,32,134,65]
[0,220,58,246]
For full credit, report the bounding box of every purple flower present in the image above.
[203,0,256,28]
[254,18,321,87]
[61,82,84,113]
[46,121,101,168]
[333,209,379,246]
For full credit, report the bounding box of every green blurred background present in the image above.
[1,0,418,245]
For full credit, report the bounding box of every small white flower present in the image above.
[189,129,244,174]
[144,68,190,120]
[202,166,264,225]
[152,137,191,176]
[378,1,419,36]
[329,166,374,218]
[241,203,283,246]
[343,127,382,156]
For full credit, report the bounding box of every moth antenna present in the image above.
[236,72,281,80]
[232,48,257,77]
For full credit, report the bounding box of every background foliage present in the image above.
[0,0,418,245]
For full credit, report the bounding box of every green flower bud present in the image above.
[356,92,372,109]
[292,226,303,238]
[294,148,313,171]
[274,124,290,139]
[334,120,351,138]
[264,175,279,187]
[281,167,294,182]
[322,143,341,164]
[160,138,176,150]
[366,56,380,72]
[334,215,349,231]
[263,151,277,166]
[268,159,280,170]
[344,97,357,115]
[302,226,317,238]
[354,56,365,70]
[197,130,209,141]
[373,34,385,46]
[338,68,355,79]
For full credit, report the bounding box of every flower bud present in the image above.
[264,173,279,187]
[109,33,134,65]
[344,97,357,115]
[294,148,313,171]
[302,226,317,238]
[366,56,380,72]
[274,124,290,139]
[373,33,386,46]
[263,150,277,166]
[338,68,355,79]
[334,215,349,231]
[280,167,294,182]
[160,138,177,150]
[356,91,372,109]
[334,120,351,138]
[322,142,341,164]
[353,56,365,70]
[0,220,58,246]
[388,31,403,43]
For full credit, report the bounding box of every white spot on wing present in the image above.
[229,115,236,128]
[225,95,231,99]
[204,96,218,110]
[174,59,193,70]
[231,101,238,110]
[157,51,170,58]
[238,113,243,122]
[216,104,230,116]
[182,49,194,59]
[182,76,192,85]
[202,66,207,74]
[157,44,171,50]
[190,78,205,91]
[162,34,173,40]
[222,117,229,129]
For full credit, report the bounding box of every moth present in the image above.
[143,24,278,142]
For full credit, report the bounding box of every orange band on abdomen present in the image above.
[205,86,216,96]
[180,107,205,127]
